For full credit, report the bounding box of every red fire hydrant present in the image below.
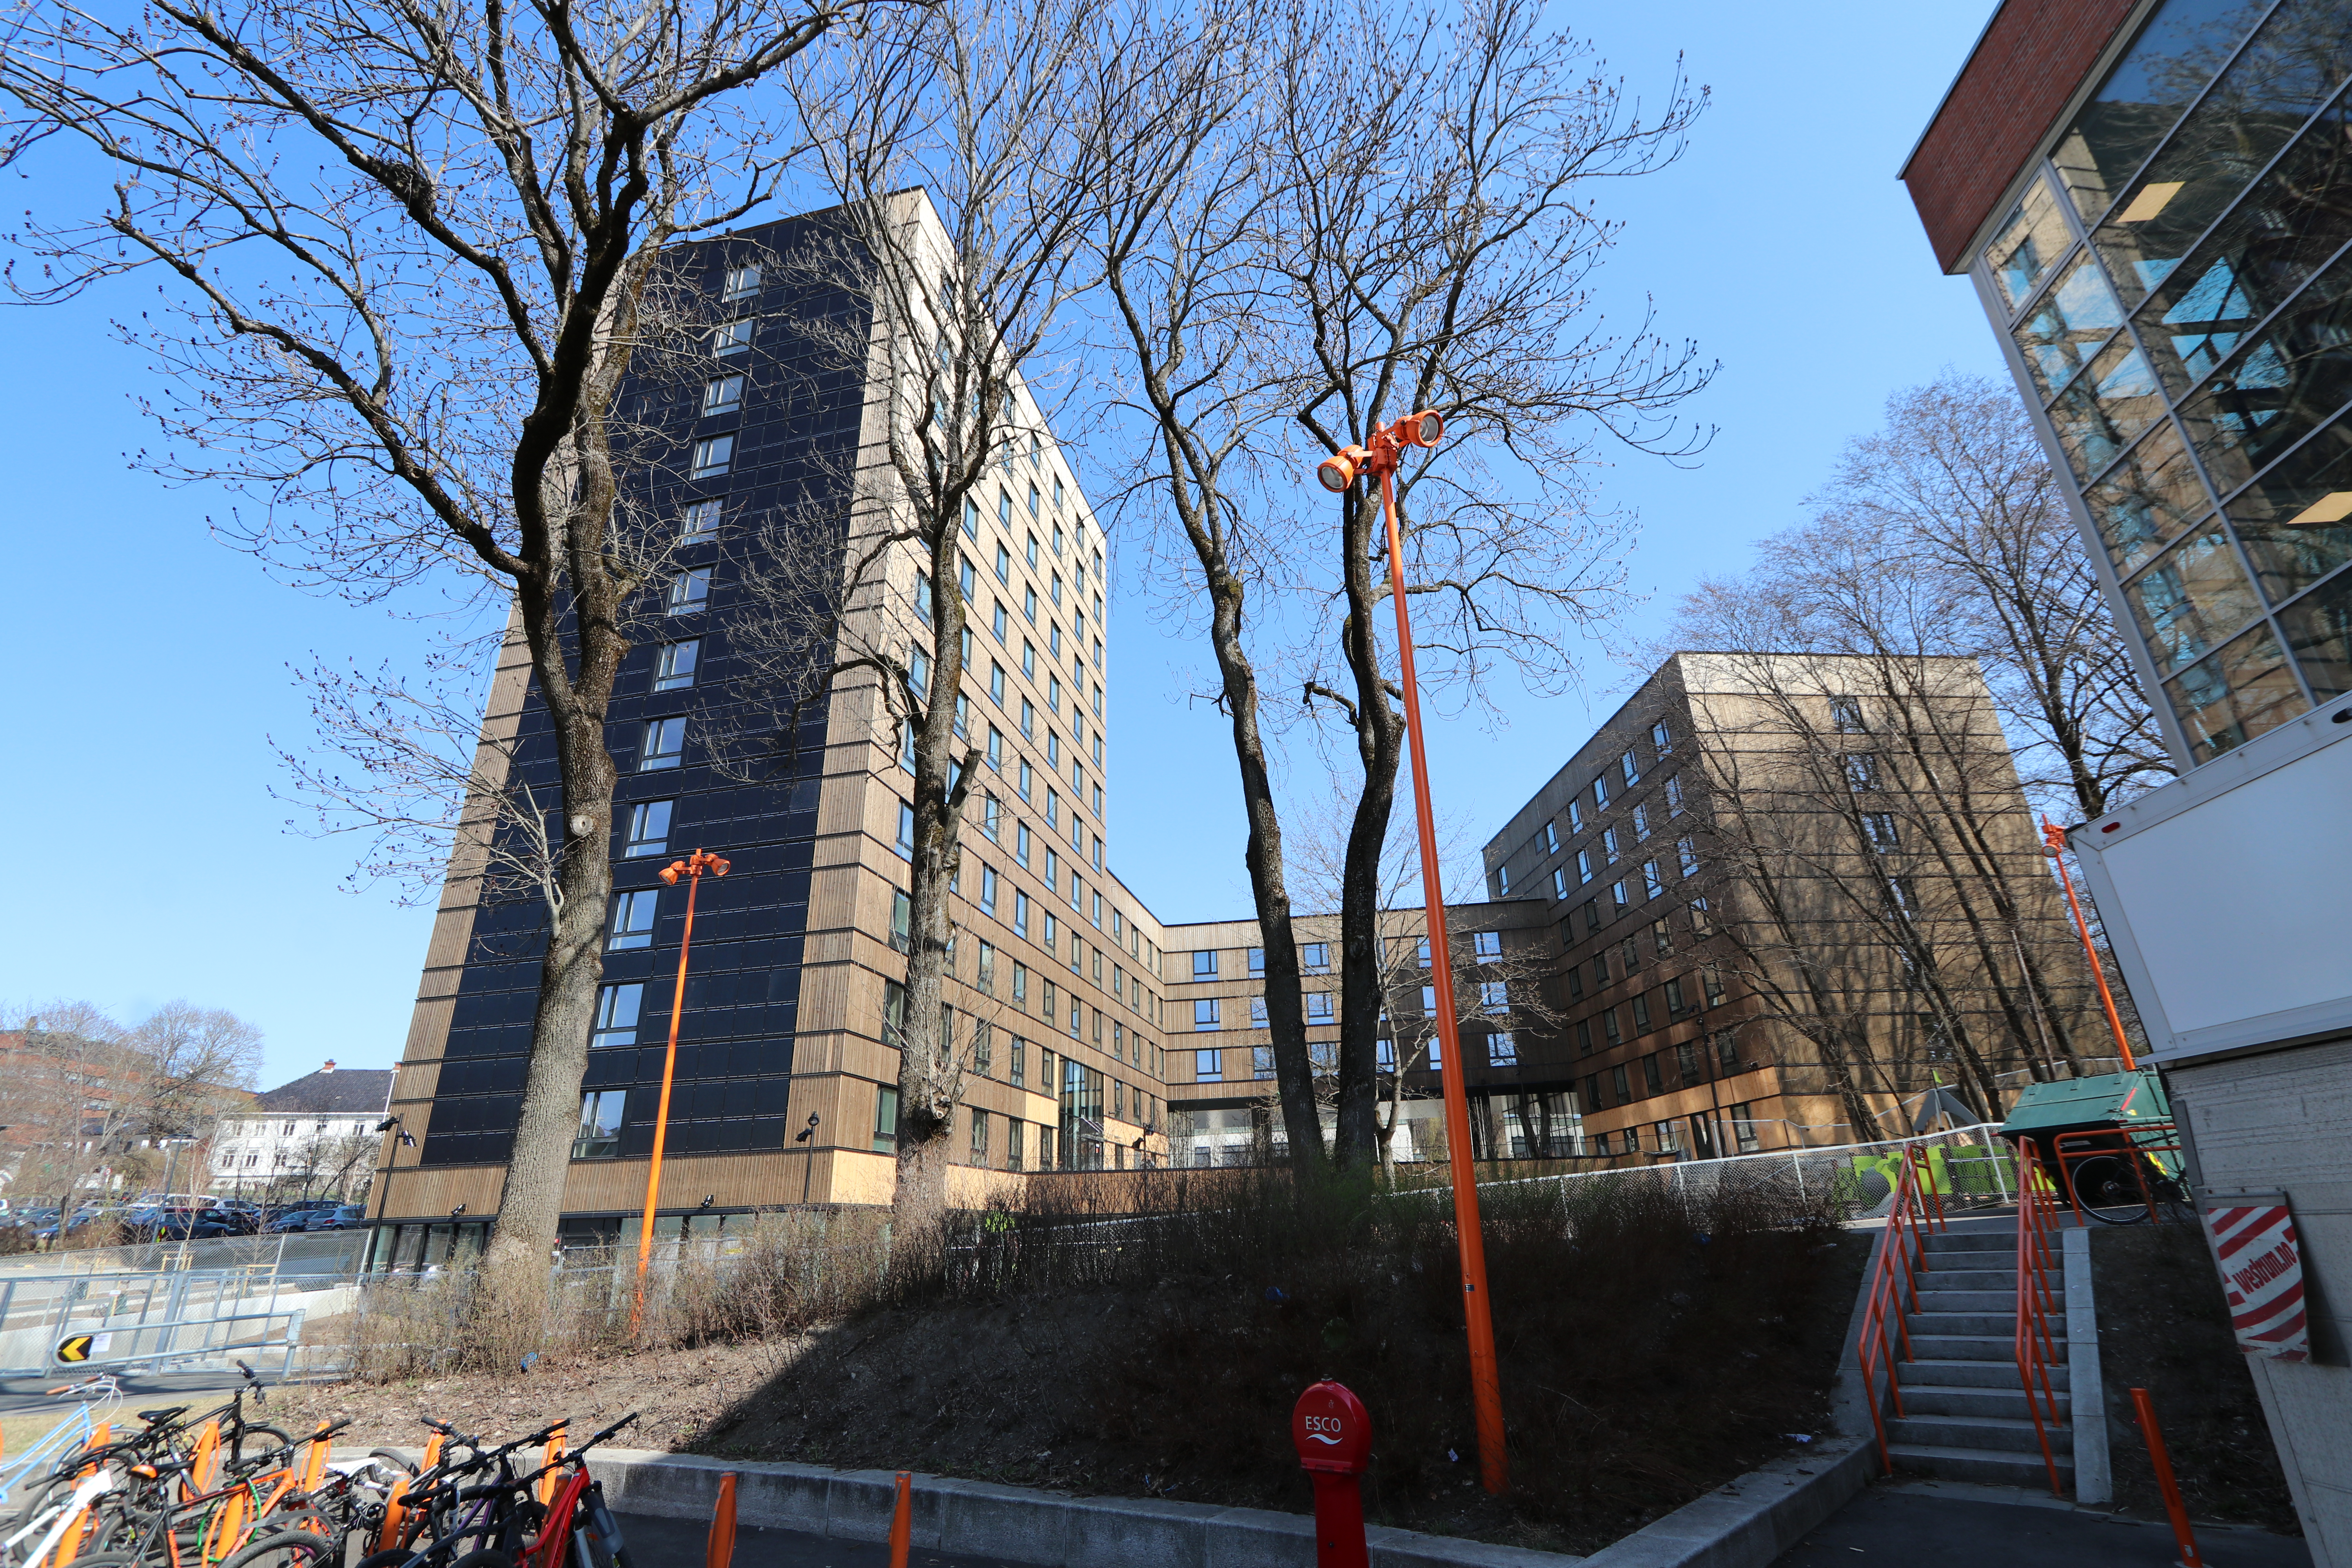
[1293,1381,1372,1568]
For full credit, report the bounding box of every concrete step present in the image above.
[1898,1383,2070,1421]
[1922,1231,2014,1253]
[1912,1288,2033,1313]
[1888,1441,2071,1488]
[1914,1268,2019,1292]
[1909,1310,2033,1337]
[1907,1332,2055,1361]
[1900,1356,2070,1392]
[1887,1411,2067,1454]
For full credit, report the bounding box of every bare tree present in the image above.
[2,0,882,1270]
[721,0,1135,1225]
[1086,0,1708,1172]
[1683,373,2172,823]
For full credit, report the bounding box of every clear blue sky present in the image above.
[0,0,2010,1087]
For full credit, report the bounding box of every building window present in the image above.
[1664,976,1688,1014]
[1250,995,1269,1026]
[988,727,1004,770]
[1689,897,1713,934]
[1498,864,1511,895]
[1652,918,1673,956]
[1568,799,1586,833]
[1014,892,1032,936]
[607,889,657,950]
[702,375,744,416]
[1602,827,1621,863]
[1651,719,1672,755]
[1577,849,1594,884]
[1655,1119,1682,1154]
[690,434,734,478]
[1642,860,1664,899]
[1677,838,1699,877]
[666,569,710,615]
[1611,1063,1631,1102]
[1544,822,1561,853]
[890,889,912,954]
[1018,760,1033,800]
[653,639,701,692]
[1306,992,1334,1023]
[1193,950,1219,979]
[1020,697,1036,738]
[980,866,1000,915]
[1611,879,1629,910]
[1194,998,1221,1031]
[1488,1032,1519,1066]
[591,983,643,1048]
[1862,812,1900,849]
[1731,1103,1760,1153]
[1301,942,1331,971]
[1195,1049,1223,1082]
[1844,753,1883,791]
[1594,773,1610,808]
[1553,867,1569,899]
[1474,931,1502,959]
[1631,992,1651,1032]
[721,263,761,301]
[895,801,915,860]
[969,1107,989,1162]
[1604,1008,1622,1046]
[1005,1118,1026,1171]
[622,800,672,858]
[1576,1019,1593,1054]
[1642,1053,1663,1094]
[873,1086,900,1152]
[1665,775,1684,815]
[982,794,1002,840]
[1621,750,1641,787]
[639,717,686,770]
[1479,980,1508,1012]
[573,1092,625,1160]
[1829,696,1865,731]
[1632,804,1651,842]
[681,499,722,541]
[711,318,753,357]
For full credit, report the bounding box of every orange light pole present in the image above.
[1318,411,1506,1495]
[2040,819,2136,1071]
[633,847,731,1329]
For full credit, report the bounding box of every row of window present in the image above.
[1582,1029,1743,1114]
[1190,1028,1520,1084]
[1583,1105,1762,1158]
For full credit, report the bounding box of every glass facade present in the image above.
[1971,0,2352,761]
[419,210,863,1167]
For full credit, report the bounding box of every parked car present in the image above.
[36,1205,123,1243]
[309,1205,369,1232]
[126,1206,241,1241]
[262,1200,338,1231]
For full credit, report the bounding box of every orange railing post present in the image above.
[538,1423,566,1506]
[1854,1143,1943,1474]
[2131,1388,2205,1568]
[2011,1137,2065,1495]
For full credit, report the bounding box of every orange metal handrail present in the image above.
[1853,1145,1947,1474]
[2012,1136,2066,1494]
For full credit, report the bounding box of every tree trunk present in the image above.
[1333,483,1405,1169]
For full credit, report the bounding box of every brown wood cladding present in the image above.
[1904,0,2140,272]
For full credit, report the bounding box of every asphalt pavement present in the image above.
[1772,1479,2311,1568]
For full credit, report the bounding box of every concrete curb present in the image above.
[2063,1226,2110,1504]
[1576,1437,1877,1568]
[347,1447,1579,1568]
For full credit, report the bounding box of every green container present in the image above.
[2000,1069,2170,1142]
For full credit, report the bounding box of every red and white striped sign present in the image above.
[2203,1201,2310,1361]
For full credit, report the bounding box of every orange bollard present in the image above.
[203,1489,250,1563]
[538,1422,566,1506]
[421,1431,446,1473]
[2131,1389,2204,1568]
[706,1473,739,1568]
[887,1472,911,1568]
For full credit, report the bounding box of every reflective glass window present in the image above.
[2163,621,2308,758]
[2221,410,2352,600]
[2088,0,2352,304]
[2014,254,2126,398]
[2051,0,2278,225]
[2123,527,2265,671]
[1989,175,2076,313]
[2134,81,2352,397]
[2179,240,2352,492]
[2049,338,2167,479]
[2278,566,2352,695]
[2085,420,2213,575]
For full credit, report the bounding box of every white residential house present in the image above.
[209,1060,394,1201]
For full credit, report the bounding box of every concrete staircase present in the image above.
[1885,1214,2073,1489]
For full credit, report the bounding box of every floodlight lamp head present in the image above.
[1401,409,1444,448]
[659,864,682,885]
[1317,446,1367,492]
[710,855,731,877]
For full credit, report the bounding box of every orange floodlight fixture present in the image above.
[1317,445,1370,492]
[1399,409,1444,448]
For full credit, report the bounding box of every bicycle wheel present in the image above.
[2068,1154,2151,1224]
[234,1425,296,1465]
[448,1548,515,1568]
[219,1523,337,1568]
[368,1450,421,1478]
